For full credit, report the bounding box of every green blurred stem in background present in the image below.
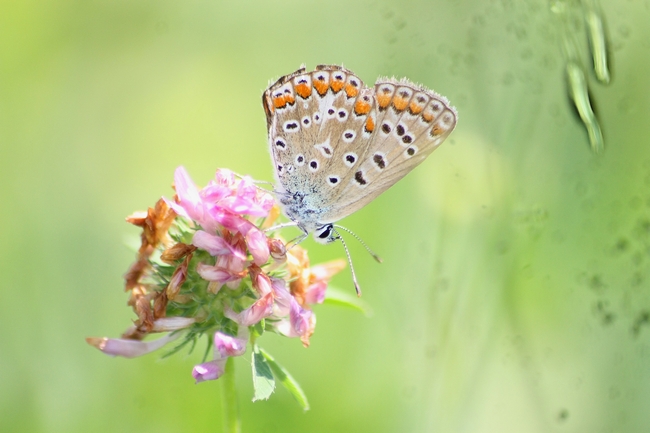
[221,358,241,433]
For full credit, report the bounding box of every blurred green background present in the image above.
[2,0,650,432]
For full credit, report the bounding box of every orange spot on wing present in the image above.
[331,80,344,93]
[409,101,424,115]
[345,83,359,98]
[377,94,391,108]
[284,93,295,105]
[392,96,408,111]
[422,111,436,123]
[295,83,311,99]
[430,125,443,136]
[273,95,287,109]
[364,116,375,133]
[313,79,329,96]
[354,100,371,116]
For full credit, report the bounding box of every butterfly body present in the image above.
[263,65,457,242]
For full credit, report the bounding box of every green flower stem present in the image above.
[221,357,241,433]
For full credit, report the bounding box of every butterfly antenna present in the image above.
[333,225,383,263]
[333,228,362,296]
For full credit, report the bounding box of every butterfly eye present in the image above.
[337,109,348,121]
[380,122,393,134]
[312,112,322,124]
[401,134,413,145]
[301,116,311,127]
[395,124,406,136]
[315,224,334,241]
[295,154,305,166]
[308,159,319,172]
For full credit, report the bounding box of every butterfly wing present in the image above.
[263,65,380,228]
[317,78,457,222]
[263,66,457,229]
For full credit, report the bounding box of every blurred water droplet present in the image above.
[473,15,486,26]
[550,0,567,14]
[617,95,633,114]
[575,181,587,196]
[613,238,629,254]
[393,18,406,31]
[584,9,611,84]
[632,311,650,336]
[495,240,510,255]
[618,24,631,38]
[565,61,604,153]
[587,274,607,292]
[609,386,621,399]
[502,72,515,86]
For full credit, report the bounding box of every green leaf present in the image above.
[259,347,310,411]
[323,286,373,317]
[251,345,275,401]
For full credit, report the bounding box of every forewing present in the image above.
[263,65,377,199]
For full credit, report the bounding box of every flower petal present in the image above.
[289,297,313,337]
[249,266,273,296]
[304,281,327,305]
[85,332,180,358]
[196,263,246,283]
[272,298,313,340]
[270,277,292,317]
[224,292,274,326]
[150,317,196,332]
[172,166,203,220]
[245,226,270,265]
[192,230,248,260]
[192,358,226,383]
[214,331,248,358]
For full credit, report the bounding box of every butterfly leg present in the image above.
[284,231,308,251]
[263,221,299,233]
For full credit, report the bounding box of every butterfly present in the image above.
[262,65,457,292]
